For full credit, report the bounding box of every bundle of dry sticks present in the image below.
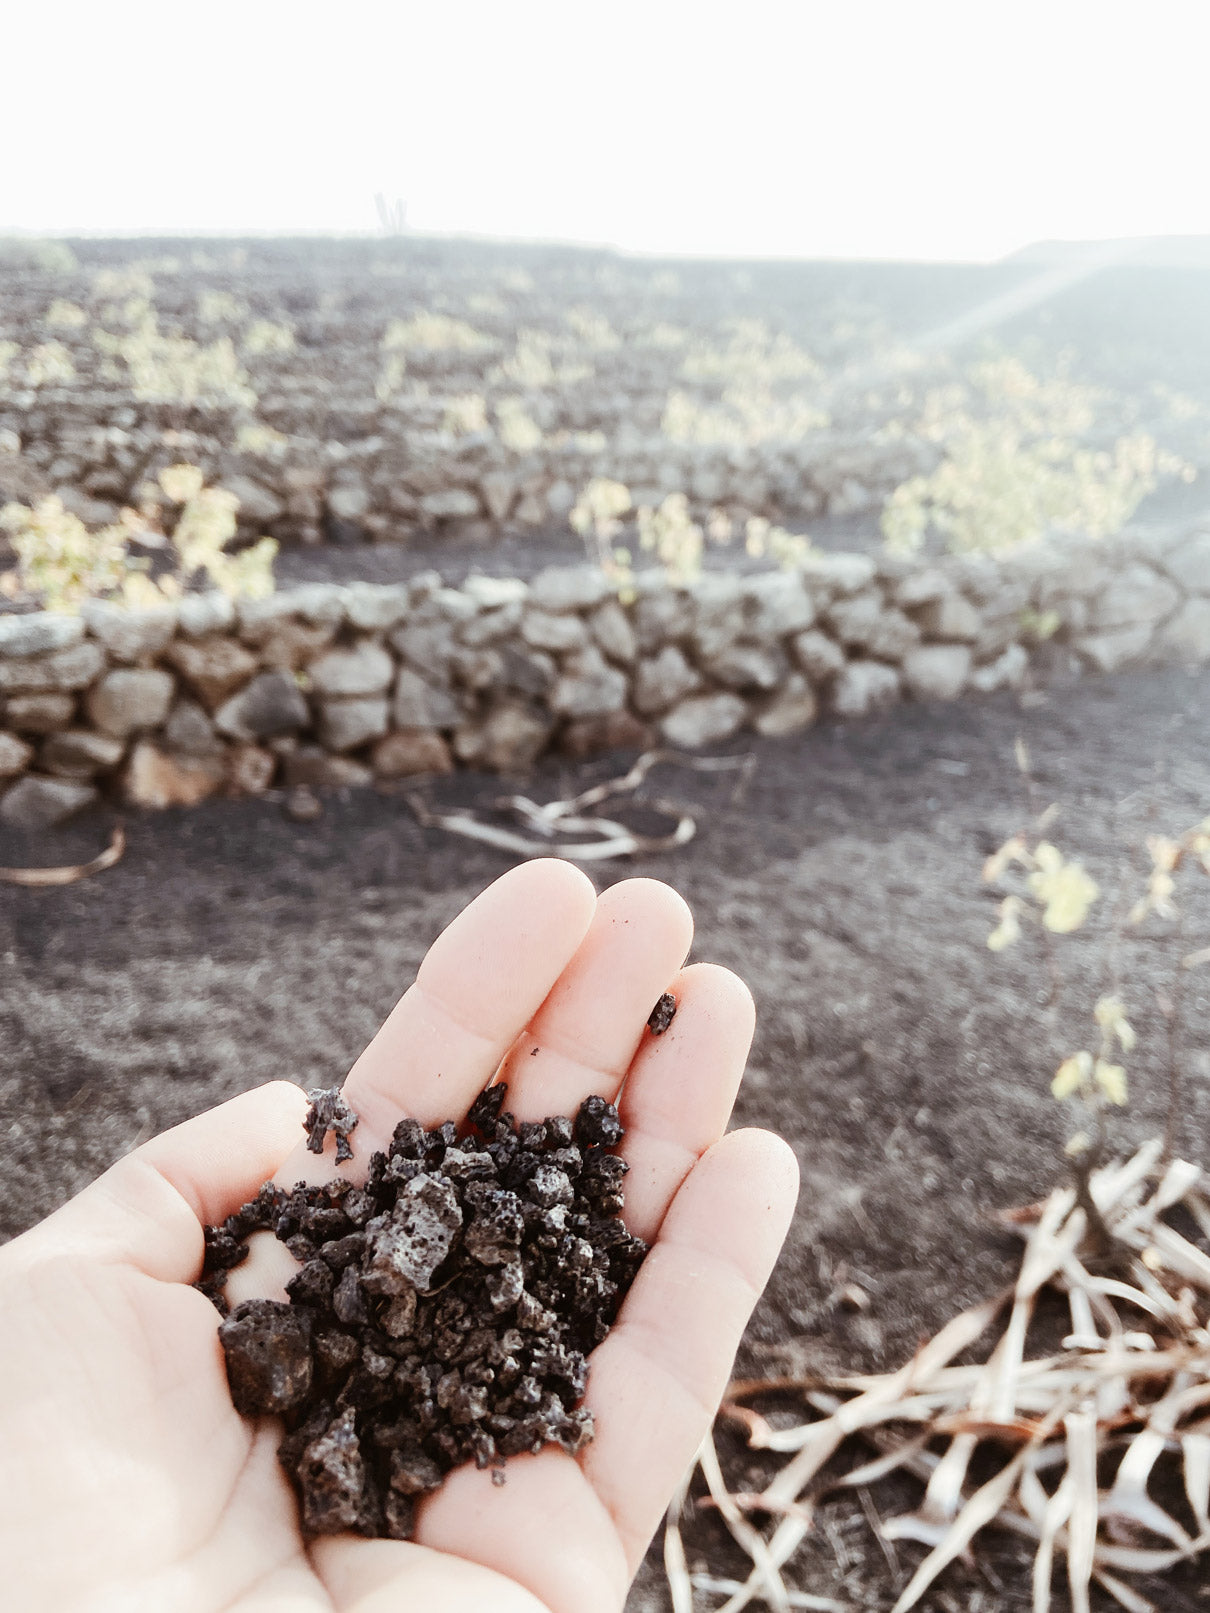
[669,1140,1210,1613]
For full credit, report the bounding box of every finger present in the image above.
[275,859,598,1183]
[5,1081,309,1284]
[229,861,598,1305]
[412,1450,627,1613]
[314,1536,551,1613]
[316,1456,625,1613]
[579,1128,800,1571]
[500,878,693,1123]
[616,962,756,1242]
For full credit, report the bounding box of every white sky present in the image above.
[5,1,1209,262]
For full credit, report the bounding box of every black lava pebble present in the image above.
[201,1083,647,1540]
[302,1086,360,1164]
[647,993,677,1035]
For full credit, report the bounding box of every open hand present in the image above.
[0,861,798,1612]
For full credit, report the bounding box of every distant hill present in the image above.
[1006,236,1210,269]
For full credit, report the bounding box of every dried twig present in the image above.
[0,822,125,886]
[670,1142,1210,1612]
[407,749,754,862]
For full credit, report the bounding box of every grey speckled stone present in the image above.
[316,698,390,751]
[0,641,107,694]
[0,613,84,658]
[177,592,236,636]
[39,729,126,778]
[831,659,901,718]
[659,692,748,748]
[0,774,97,830]
[85,668,174,738]
[0,732,34,777]
[307,643,394,698]
[2,692,76,734]
[81,600,178,663]
[214,671,310,741]
[529,565,613,613]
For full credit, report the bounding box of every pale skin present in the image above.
[0,861,799,1613]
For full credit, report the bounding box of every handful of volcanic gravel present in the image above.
[197,1081,652,1540]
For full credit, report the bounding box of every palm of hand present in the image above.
[0,864,797,1612]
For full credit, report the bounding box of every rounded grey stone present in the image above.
[0,775,98,831]
[82,600,178,663]
[393,668,462,730]
[550,648,628,719]
[0,613,85,658]
[316,698,390,752]
[0,732,33,778]
[2,692,76,734]
[177,592,236,637]
[85,668,175,738]
[164,699,224,757]
[214,671,310,741]
[39,729,126,778]
[0,641,106,694]
[342,583,412,632]
[901,644,973,702]
[529,565,614,613]
[831,660,902,718]
[633,646,700,715]
[659,692,748,748]
[308,642,394,698]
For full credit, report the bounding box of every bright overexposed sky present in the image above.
[5,1,1209,262]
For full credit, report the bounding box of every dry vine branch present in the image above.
[406,749,755,862]
[0,823,125,886]
[670,1143,1210,1613]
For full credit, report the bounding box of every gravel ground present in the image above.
[3,663,1210,1610]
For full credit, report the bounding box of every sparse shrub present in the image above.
[680,317,820,385]
[882,355,1190,555]
[1,498,138,610]
[382,313,489,352]
[636,323,689,349]
[983,740,1210,1167]
[569,478,813,598]
[495,397,543,453]
[636,493,703,586]
[563,308,620,350]
[490,329,592,388]
[242,319,295,356]
[0,237,77,274]
[0,464,276,613]
[375,351,408,403]
[44,300,87,329]
[158,464,276,600]
[91,266,156,303]
[1018,607,1062,642]
[743,515,814,568]
[661,384,827,447]
[441,393,488,436]
[23,341,76,388]
[94,302,257,410]
[570,478,634,597]
[197,290,248,324]
[235,421,290,457]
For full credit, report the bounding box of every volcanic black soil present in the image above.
[3,664,1210,1611]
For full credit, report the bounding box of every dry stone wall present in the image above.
[2,528,1209,831]
[7,239,1199,549]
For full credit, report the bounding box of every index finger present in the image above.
[275,857,598,1184]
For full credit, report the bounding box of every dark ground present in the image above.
[269,468,1210,594]
[3,662,1210,1609]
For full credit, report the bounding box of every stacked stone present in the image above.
[2,527,1210,830]
[0,245,998,547]
[0,402,935,550]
